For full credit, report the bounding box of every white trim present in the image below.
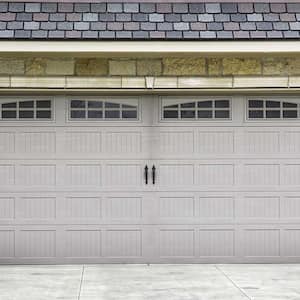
[1,41,300,55]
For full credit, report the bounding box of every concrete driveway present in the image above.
[0,264,300,300]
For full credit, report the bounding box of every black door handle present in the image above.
[152,165,156,185]
[144,165,148,185]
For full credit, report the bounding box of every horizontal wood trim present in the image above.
[1,41,300,57]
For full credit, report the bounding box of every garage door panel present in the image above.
[16,196,56,220]
[65,164,102,186]
[0,132,15,153]
[241,130,280,154]
[198,229,235,257]
[242,228,280,258]
[17,131,56,154]
[242,163,280,186]
[64,230,102,258]
[16,229,56,258]
[282,229,300,257]
[60,196,102,219]
[103,229,142,258]
[0,164,14,185]
[104,196,142,220]
[105,164,142,186]
[196,130,234,154]
[0,197,15,220]
[159,229,195,258]
[197,196,234,219]
[235,196,280,219]
[281,196,300,218]
[0,230,15,258]
[17,164,56,186]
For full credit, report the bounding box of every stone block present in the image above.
[137,59,162,76]
[75,58,108,76]
[163,57,206,76]
[0,59,24,75]
[262,57,288,75]
[109,60,136,76]
[287,58,300,75]
[25,58,47,75]
[223,58,262,75]
[46,59,74,75]
[207,58,222,76]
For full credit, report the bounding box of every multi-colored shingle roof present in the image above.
[0,2,299,40]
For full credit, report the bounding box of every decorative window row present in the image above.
[248,100,300,119]
[162,99,231,120]
[0,100,52,120]
[69,100,138,120]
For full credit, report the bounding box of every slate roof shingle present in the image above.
[0,2,299,40]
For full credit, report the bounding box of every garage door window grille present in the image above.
[248,100,300,119]
[69,100,138,120]
[162,100,231,120]
[0,100,52,120]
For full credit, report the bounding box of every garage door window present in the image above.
[248,99,299,119]
[69,99,138,120]
[0,100,52,120]
[162,99,231,120]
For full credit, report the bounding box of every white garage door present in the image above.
[0,95,300,263]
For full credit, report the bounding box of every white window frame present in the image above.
[67,96,141,123]
[0,97,55,122]
[159,96,232,122]
[245,97,300,122]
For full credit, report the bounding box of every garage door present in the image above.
[0,95,300,263]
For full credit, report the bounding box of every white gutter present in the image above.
[1,41,300,56]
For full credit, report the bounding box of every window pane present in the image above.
[181,102,195,108]
[122,104,136,109]
[71,100,85,108]
[122,110,137,119]
[198,101,212,108]
[105,110,120,118]
[266,100,280,108]
[215,100,229,108]
[198,110,213,118]
[36,110,51,119]
[71,110,85,119]
[163,110,178,118]
[105,102,119,108]
[249,100,263,108]
[249,110,263,118]
[19,111,34,118]
[88,111,103,118]
[36,100,51,108]
[19,101,34,108]
[164,104,178,109]
[88,101,102,108]
[2,102,16,108]
[2,111,16,118]
[181,110,195,118]
[283,110,298,118]
[283,102,297,108]
[266,110,280,118]
[215,110,230,118]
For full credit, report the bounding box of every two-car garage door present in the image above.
[0,95,300,263]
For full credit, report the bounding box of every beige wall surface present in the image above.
[1,56,300,77]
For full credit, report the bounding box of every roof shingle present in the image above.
[0,1,299,40]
